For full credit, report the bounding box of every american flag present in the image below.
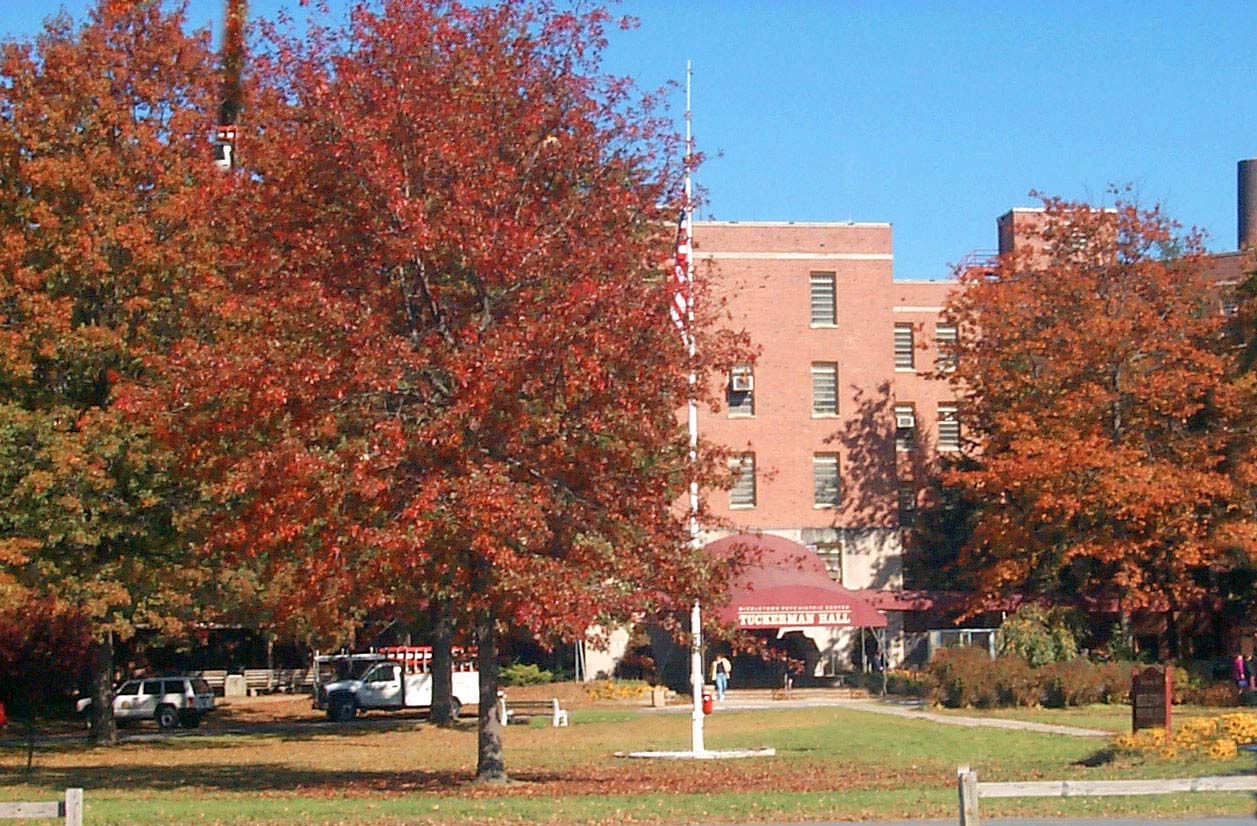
[671,207,692,347]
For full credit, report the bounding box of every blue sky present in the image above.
[4,1,1255,279]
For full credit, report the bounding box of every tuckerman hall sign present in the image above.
[737,604,854,629]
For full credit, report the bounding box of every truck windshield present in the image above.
[363,665,397,683]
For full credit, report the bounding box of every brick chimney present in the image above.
[1239,159,1257,250]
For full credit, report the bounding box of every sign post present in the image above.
[1130,666,1173,736]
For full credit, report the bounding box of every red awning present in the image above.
[707,533,888,630]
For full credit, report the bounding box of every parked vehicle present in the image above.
[313,645,478,723]
[75,676,215,729]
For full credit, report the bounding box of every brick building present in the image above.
[691,220,957,671]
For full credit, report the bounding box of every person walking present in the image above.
[710,653,732,702]
[1233,653,1249,689]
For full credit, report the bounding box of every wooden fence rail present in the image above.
[0,788,83,826]
[957,765,1257,826]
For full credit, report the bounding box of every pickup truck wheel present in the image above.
[328,695,356,723]
[449,698,462,720]
[156,705,179,730]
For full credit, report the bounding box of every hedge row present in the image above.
[921,647,1240,709]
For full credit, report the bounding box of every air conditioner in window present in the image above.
[895,412,915,429]
[731,373,754,393]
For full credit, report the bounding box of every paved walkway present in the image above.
[648,689,1110,738]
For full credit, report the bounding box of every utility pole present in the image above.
[213,0,246,171]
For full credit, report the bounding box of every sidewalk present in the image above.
[648,688,1110,738]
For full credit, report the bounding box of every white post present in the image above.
[64,788,83,826]
[957,766,980,826]
[683,59,705,758]
[691,599,704,754]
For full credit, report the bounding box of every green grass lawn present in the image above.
[3,705,1255,824]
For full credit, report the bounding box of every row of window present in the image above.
[894,402,960,451]
[730,453,841,508]
[728,452,920,526]
[807,271,960,368]
[726,327,956,419]
[727,369,961,452]
[895,323,957,372]
[728,362,842,417]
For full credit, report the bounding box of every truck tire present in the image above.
[156,704,179,730]
[449,698,462,720]
[328,695,356,723]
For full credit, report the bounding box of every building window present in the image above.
[729,453,756,508]
[935,324,958,372]
[894,403,915,451]
[897,485,916,527]
[810,272,836,326]
[811,362,837,415]
[894,323,914,370]
[728,365,754,416]
[813,453,840,508]
[813,542,843,583]
[938,403,960,451]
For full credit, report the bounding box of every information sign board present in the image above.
[1131,666,1172,735]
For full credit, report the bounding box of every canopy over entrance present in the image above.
[707,533,887,630]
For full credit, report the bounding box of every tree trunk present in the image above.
[88,631,117,746]
[24,707,36,772]
[428,602,455,727]
[474,609,507,783]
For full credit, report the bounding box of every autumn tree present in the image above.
[136,0,750,781]
[942,195,1257,656]
[0,2,220,742]
[0,591,93,769]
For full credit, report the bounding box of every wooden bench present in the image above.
[497,694,568,727]
[0,789,82,826]
[195,670,228,695]
[269,668,313,693]
[243,669,274,695]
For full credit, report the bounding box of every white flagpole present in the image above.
[685,59,705,756]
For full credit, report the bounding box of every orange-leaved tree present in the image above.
[134,0,752,781]
[0,2,221,743]
[942,194,1257,656]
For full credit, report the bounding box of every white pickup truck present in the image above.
[313,647,479,722]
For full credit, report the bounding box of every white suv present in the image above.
[79,676,216,729]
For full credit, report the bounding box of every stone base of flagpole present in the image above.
[617,748,776,760]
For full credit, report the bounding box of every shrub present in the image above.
[1040,658,1106,707]
[991,654,1039,707]
[1096,660,1138,704]
[995,603,1079,667]
[926,646,999,708]
[1178,681,1241,707]
[884,669,929,698]
[499,662,553,686]
[1219,711,1257,743]
[926,649,1041,708]
[584,679,649,701]
[1112,712,1257,762]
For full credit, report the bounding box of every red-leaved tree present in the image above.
[131,0,751,781]
[942,194,1257,656]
